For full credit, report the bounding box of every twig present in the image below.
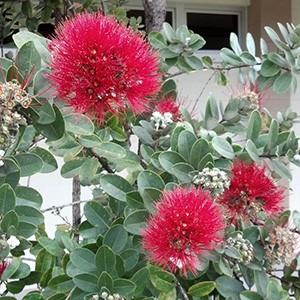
[176,279,189,300]
[41,199,89,213]
[89,148,115,173]
[72,176,81,242]
[191,71,215,113]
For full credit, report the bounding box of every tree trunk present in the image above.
[142,0,167,34]
[72,176,81,242]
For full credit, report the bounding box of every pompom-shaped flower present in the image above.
[49,12,160,121]
[154,97,182,121]
[218,160,285,222]
[142,186,224,276]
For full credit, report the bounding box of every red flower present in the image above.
[0,260,9,279]
[142,186,224,276]
[154,97,181,121]
[218,160,285,223]
[49,12,160,122]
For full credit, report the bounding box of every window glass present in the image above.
[186,12,238,50]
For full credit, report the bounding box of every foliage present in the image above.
[0,2,300,300]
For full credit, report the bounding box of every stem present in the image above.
[176,280,189,300]
[72,176,81,242]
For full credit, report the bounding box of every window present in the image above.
[186,12,238,50]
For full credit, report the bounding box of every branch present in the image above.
[89,148,115,173]
[176,280,189,300]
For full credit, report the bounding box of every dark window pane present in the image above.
[187,12,238,50]
[127,9,173,26]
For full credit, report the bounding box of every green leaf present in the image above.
[113,278,136,296]
[212,136,235,159]
[70,248,97,273]
[246,33,256,56]
[132,126,154,145]
[150,270,176,292]
[137,170,165,193]
[148,31,167,49]
[38,237,64,257]
[100,174,133,202]
[172,162,194,182]
[268,52,287,68]
[260,59,281,77]
[220,48,243,65]
[15,186,42,209]
[61,158,87,178]
[183,55,203,70]
[92,142,127,160]
[142,188,161,212]
[270,159,292,180]
[126,191,144,210]
[120,249,139,272]
[64,113,95,136]
[78,134,102,148]
[95,245,116,275]
[0,184,15,215]
[15,206,43,226]
[73,273,98,293]
[84,201,111,234]
[247,110,261,141]
[1,258,20,281]
[15,126,36,152]
[103,224,128,253]
[97,271,113,291]
[79,157,100,185]
[48,274,74,293]
[266,119,279,152]
[190,139,210,169]
[34,105,65,141]
[293,210,300,230]
[245,140,259,162]
[17,222,37,238]
[13,153,43,177]
[177,130,197,160]
[0,159,20,188]
[205,95,219,120]
[254,270,268,298]
[159,151,186,174]
[30,100,56,124]
[240,52,256,65]
[188,281,216,296]
[240,290,263,300]
[273,72,293,93]
[131,267,150,296]
[124,209,149,235]
[159,47,178,59]
[1,210,19,234]
[29,147,58,173]
[18,41,41,78]
[230,33,242,55]
[163,22,176,42]
[13,31,51,65]
[215,275,245,300]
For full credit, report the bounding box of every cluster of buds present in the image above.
[237,89,260,111]
[193,167,230,195]
[0,79,30,150]
[91,292,124,300]
[150,111,173,130]
[225,234,254,265]
[264,226,298,267]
